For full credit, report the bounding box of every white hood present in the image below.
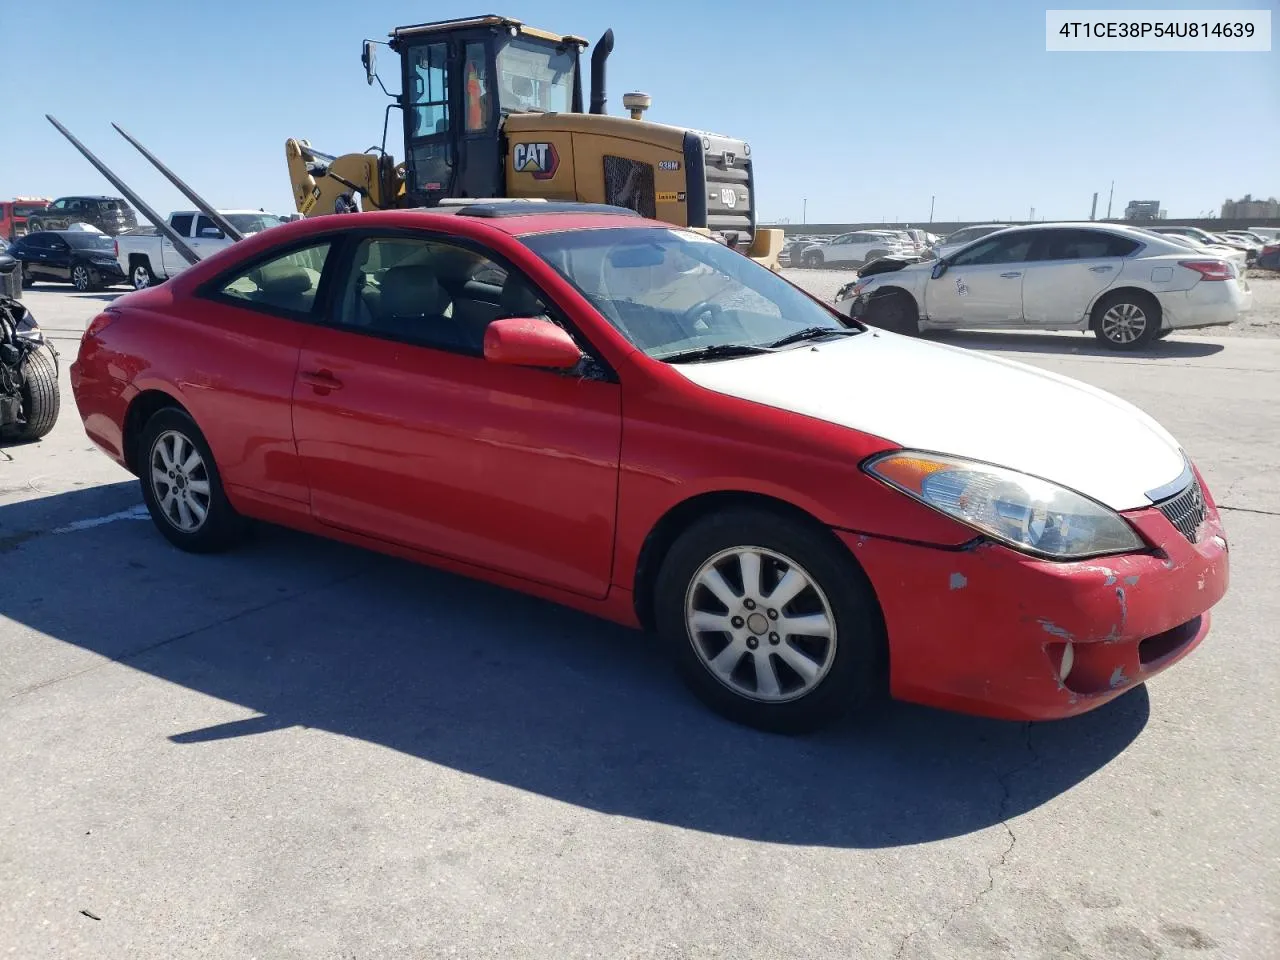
[670,331,1186,511]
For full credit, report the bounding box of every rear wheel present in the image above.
[654,507,887,733]
[0,346,60,442]
[863,249,889,266]
[1092,291,1161,350]
[862,289,920,336]
[20,265,34,289]
[138,407,248,553]
[131,261,155,290]
[802,250,824,268]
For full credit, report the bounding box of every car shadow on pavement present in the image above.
[926,330,1226,358]
[1,482,1150,850]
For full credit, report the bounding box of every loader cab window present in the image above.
[495,36,576,114]
[463,42,491,133]
[409,42,450,137]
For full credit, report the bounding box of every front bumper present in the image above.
[840,485,1229,721]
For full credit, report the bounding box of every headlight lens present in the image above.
[864,451,1145,559]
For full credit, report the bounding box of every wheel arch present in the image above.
[1087,285,1163,329]
[121,388,189,476]
[630,489,880,633]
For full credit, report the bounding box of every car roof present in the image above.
[56,195,127,201]
[284,203,668,239]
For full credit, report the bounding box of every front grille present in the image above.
[1155,478,1207,543]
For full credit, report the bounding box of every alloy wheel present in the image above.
[149,430,212,533]
[1100,302,1148,344]
[133,265,150,289]
[684,546,837,703]
[72,266,91,292]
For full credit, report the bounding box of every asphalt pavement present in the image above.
[2,288,1277,959]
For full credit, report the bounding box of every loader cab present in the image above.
[388,16,587,206]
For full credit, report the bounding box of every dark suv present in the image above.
[26,196,138,236]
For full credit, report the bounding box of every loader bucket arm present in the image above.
[111,123,245,242]
[45,115,201,267]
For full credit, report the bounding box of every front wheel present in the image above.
[802,250,824,268]
[138,407,249,553]
[20,265,34,289]
[0,346,60,442]
[1092,291,1161,350]
[862,289,920,336]
[71,263,95,292]
[654,507,887,733]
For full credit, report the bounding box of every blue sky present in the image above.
[3,0,1276,224]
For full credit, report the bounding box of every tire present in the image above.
[20,265,34,289]
[137,406,249,553]
[26,219,42,233]
[863,249,889,266]
[862,289,920,336]
[802,250,824,268]
[1092,290,1161,350]
[653,507,887,734]
[0,346,60,442]
[130,260,155,290]
[71,263,95,292]
[1154,329,1172,340]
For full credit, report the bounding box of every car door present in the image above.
[291,231,623,599]
[41,234,73,280]
[191,215,229,258]
[1020,229,1139,328]
[162,214,196,276]
[822,233,858,265]
[15,234,50,279]
[923,230,1036,326]
[183,235,339,505]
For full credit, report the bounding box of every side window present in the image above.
[410,43,450,138]
[215,241,333,316]
[335,235,546,356]
[463,42,490,133]
[951,232,1035,267]
[171,214,195,237]
[195,215,224,239]
[50,200,67,211]
[1036,230,1140,261]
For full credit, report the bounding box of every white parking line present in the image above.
[50,504,149,534]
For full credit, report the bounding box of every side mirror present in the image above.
[931,259,948,279]
[362,41,377,85]
[198,227,224,239]
[483,317,583,369]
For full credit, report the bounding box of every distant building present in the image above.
[1221,195,1280,219]
[1124,200,1164,221]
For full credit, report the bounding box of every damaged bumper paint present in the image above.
[838,502,1229,722]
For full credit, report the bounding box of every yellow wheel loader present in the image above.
[285,15,781,269]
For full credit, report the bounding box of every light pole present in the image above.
[802,198,807,223]
[929,195,935,222]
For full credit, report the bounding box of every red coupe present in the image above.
[70,203,1230,732]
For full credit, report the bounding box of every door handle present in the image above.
[1000,271,1022,278]
[1089,265,1114,272]
[299,369,343,391]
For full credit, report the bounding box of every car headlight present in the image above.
[863,451,1145,559]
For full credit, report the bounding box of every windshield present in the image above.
[495,37,576,113]
[225,213,285,233]
[523,226,854,361]
[66,233,116,251]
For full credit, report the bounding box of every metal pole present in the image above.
[1091,192,1098,220]
[929,196,935,222]
[802,198,807,223]
[45,115,201,266]
[1106,180,1114,219]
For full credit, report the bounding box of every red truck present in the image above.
[0,198,52,241]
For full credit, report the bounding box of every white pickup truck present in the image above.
[114,210,286,290]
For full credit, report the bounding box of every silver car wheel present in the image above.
[1101,302,1148,343]
[684,546,837,703]
[72,265,91,291]
[132,265,150,289]
[149,429,212,533]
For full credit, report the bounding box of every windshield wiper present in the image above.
[766,326,861,349]
[659,343,776,364]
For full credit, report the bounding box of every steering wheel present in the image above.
[681,299,725,329]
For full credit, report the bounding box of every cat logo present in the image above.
[512,142,559,180]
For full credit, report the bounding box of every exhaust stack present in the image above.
[589,28,614,115]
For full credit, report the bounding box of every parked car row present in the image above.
[834,221,1253,350]
[7,230,126,291]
